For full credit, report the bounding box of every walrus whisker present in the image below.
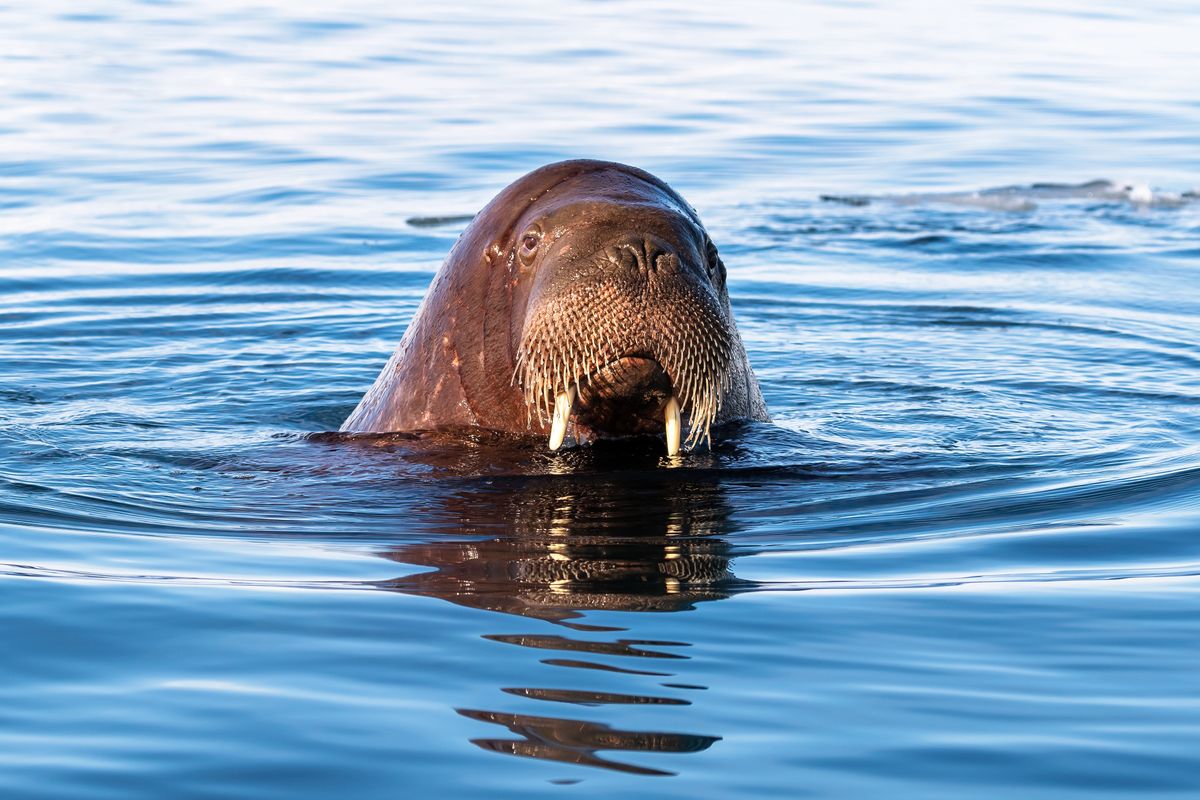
[514,308,733,454]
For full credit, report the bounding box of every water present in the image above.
[3,0,1200,796]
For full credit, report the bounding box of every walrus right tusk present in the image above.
[664,396,681,456]
[548,387,575,451]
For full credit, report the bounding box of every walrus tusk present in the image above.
[665,396,681,456]
[548,387,575,451]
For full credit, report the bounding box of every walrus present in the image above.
[341,160,768,455]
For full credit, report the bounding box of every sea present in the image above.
[2,1,1199,797]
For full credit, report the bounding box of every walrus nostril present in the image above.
[609,237,676,273]
[610,244,639,271]
[642,238,670,272]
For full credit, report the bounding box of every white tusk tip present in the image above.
[664,396,681,456]
[548,387,575,451]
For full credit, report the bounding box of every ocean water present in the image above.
[2,1,1200,797]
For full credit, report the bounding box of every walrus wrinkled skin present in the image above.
[341,160,768,454]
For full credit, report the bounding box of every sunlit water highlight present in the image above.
[2,1,1199,796]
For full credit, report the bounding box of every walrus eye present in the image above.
[517,230,541,266]
[704,238,723,279]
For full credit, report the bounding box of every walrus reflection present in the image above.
[456,709,718,777]
[378,473,740,776]
[379,473,743,622]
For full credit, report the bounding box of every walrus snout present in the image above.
[573,356,675,438]
[515,228,734,455]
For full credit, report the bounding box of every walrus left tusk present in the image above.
[665,396,681,456]
[548,387,575,451]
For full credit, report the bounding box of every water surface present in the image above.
[3,1,1200,797]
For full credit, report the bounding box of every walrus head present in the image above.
[511,172,743,453]
[341,160,767,454]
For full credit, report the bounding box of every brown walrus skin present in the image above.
[341,159,768,453]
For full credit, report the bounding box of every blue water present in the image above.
[3,1,1200,796]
